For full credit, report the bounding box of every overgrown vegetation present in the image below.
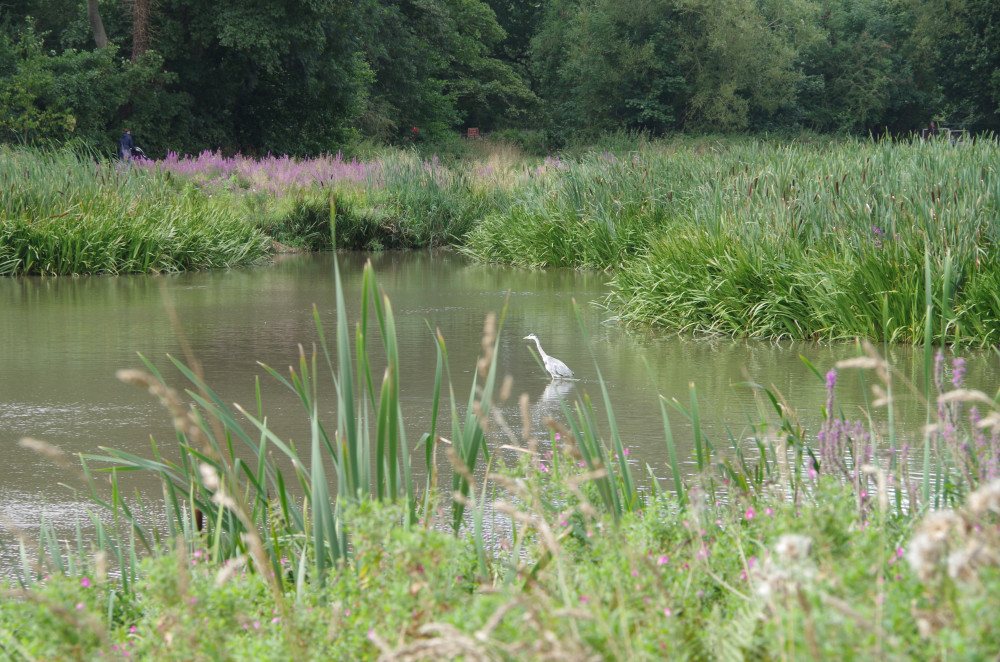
[0,147,270,276]
[461,135,1000,345]
[6,135,1000,346]
[2,259,999,660]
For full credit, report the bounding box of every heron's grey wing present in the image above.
[551,358,574,377]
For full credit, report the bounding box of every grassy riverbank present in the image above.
[5,135,1000,345]
[2,260,999,660]
[0,147,270,275]
[461,135,1000,346]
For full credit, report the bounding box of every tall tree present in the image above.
[146,0,371,154]
[673,0,815,130]
[86,0,109,48]
[935,0,1000,129]
[796,0,927,133]
[532,0,686,136]
[131,0,151,61]
[359,0,532,139]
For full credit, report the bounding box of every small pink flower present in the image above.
[76,602,85,611]
[745,507,755,520]
[579,596,589,603]
[664,607,672,617]
[765,507,774,516]
[623,448,629,456]
[631,569,639,577]
[657,555,669,566]
[80,577,92,588]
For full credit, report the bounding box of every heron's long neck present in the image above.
[533,337,548,360]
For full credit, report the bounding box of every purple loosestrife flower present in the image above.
[871,225,885,248]
[145,150,378,199]
[951,357,966,389]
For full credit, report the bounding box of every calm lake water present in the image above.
[3,250,998,538]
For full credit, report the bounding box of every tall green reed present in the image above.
[0,146,269,275]
[461,136,1000,344]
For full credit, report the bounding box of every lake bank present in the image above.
[2,254,998,660]
[5,136,999,344]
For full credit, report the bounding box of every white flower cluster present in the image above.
[753,533,816,605]
[907,479,1000,583]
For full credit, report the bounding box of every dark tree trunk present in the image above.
[87,0,108,48]
[132,0,151,62]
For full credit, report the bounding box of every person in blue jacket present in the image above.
[118,128,135,163]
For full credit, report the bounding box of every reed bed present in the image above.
[9,136,1000,344]
[462,136,1000,345]
[0,147,270,275]
[145,149,505,250]
[3,259,999,660]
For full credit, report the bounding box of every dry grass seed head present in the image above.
[519,393,537,456]
[937,389,996,406]
[215,554,248,586]
[861,464,889,514]
[477,313,497,380]
[198,462,221,491]
[446,446,477,494]
[544,418,581,461]
[116,368,217,459]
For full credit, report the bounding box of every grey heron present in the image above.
[523,333,574,380]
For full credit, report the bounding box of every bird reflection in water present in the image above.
[541,379,575,405]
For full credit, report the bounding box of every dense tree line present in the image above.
[0,0,996,156]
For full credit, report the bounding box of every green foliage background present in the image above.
[0,0,997,156]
